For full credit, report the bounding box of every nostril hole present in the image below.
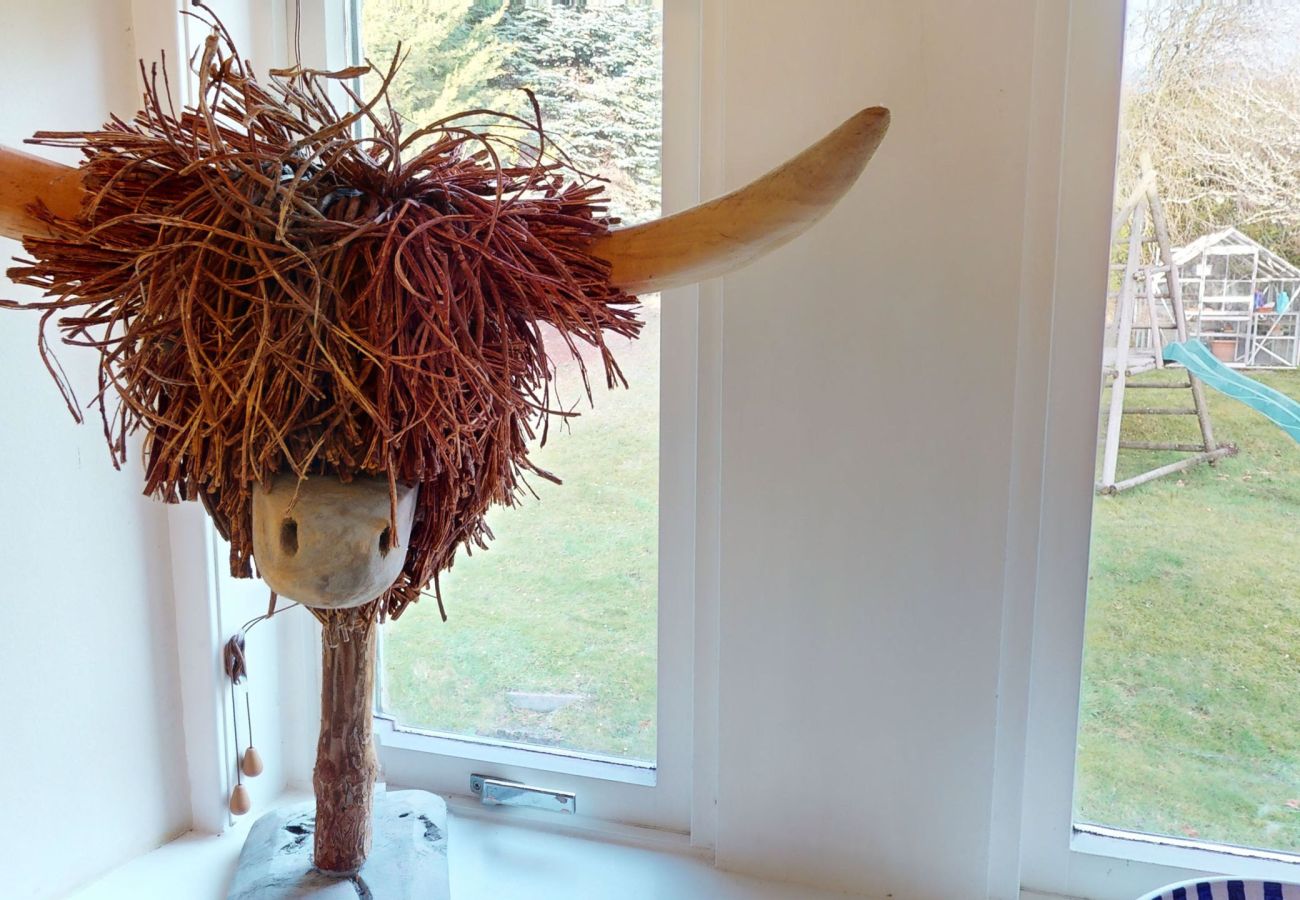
[280,519,298,556]
[378,526,392,558]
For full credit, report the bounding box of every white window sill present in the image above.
[68,790,854,900]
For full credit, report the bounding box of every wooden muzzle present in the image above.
[251,475,418,609]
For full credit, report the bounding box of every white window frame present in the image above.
[1016,2,1300,897]
[151,0,302,838]
[287,0,709,837]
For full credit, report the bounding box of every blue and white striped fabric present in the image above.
[1139,879,1300,900]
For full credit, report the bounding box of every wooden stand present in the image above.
[312,611,378,874]
[228,602,451,897]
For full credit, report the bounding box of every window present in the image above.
[293,0,698,832]
[1020,2,1300,896]
[358,0,663,766]
[1077,0,1300,856]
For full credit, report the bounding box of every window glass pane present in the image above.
[1229,255,1256,281]
[1077,0,1300,851]
[357,0,663,763]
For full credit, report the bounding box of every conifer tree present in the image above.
[360,0,512,129]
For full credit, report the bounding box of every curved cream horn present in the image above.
[590,105,890,294]
[0,146,84,241]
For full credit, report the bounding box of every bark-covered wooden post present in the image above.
[312,611,379,873]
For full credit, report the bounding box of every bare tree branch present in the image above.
[1119,0,1300,258]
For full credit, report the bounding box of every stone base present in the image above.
[227,789,449,899]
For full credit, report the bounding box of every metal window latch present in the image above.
[470,775,576,815]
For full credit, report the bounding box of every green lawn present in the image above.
[1079,366,1300,850]
[379,299,660,763]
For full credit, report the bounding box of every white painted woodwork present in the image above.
[70,788,873,900]
[0,3,190,897]
[709,2,1041,895]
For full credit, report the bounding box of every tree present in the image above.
[1119,0,1300,259]
[491,1,663,222]
[360,0,512,129]
[358,0,663,222]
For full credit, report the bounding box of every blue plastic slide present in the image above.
[1163,340,1300,443]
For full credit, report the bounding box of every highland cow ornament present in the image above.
[0,7,888,881]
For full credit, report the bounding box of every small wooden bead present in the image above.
[229,783,251,816]
[241,746,264,778]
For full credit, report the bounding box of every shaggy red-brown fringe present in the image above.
[3,9,640,621]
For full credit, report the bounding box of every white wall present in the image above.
[0,2,192,897]
[707,2,1048,896]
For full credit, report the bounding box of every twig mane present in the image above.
[3,4,641,622]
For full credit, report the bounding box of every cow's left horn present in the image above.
[589,106,890,295]
[0,106,890,285]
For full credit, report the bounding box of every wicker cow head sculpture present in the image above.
[0,17,889,877]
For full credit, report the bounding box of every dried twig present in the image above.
[3,4,640,621]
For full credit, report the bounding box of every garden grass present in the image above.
[1079,367,1300,850]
